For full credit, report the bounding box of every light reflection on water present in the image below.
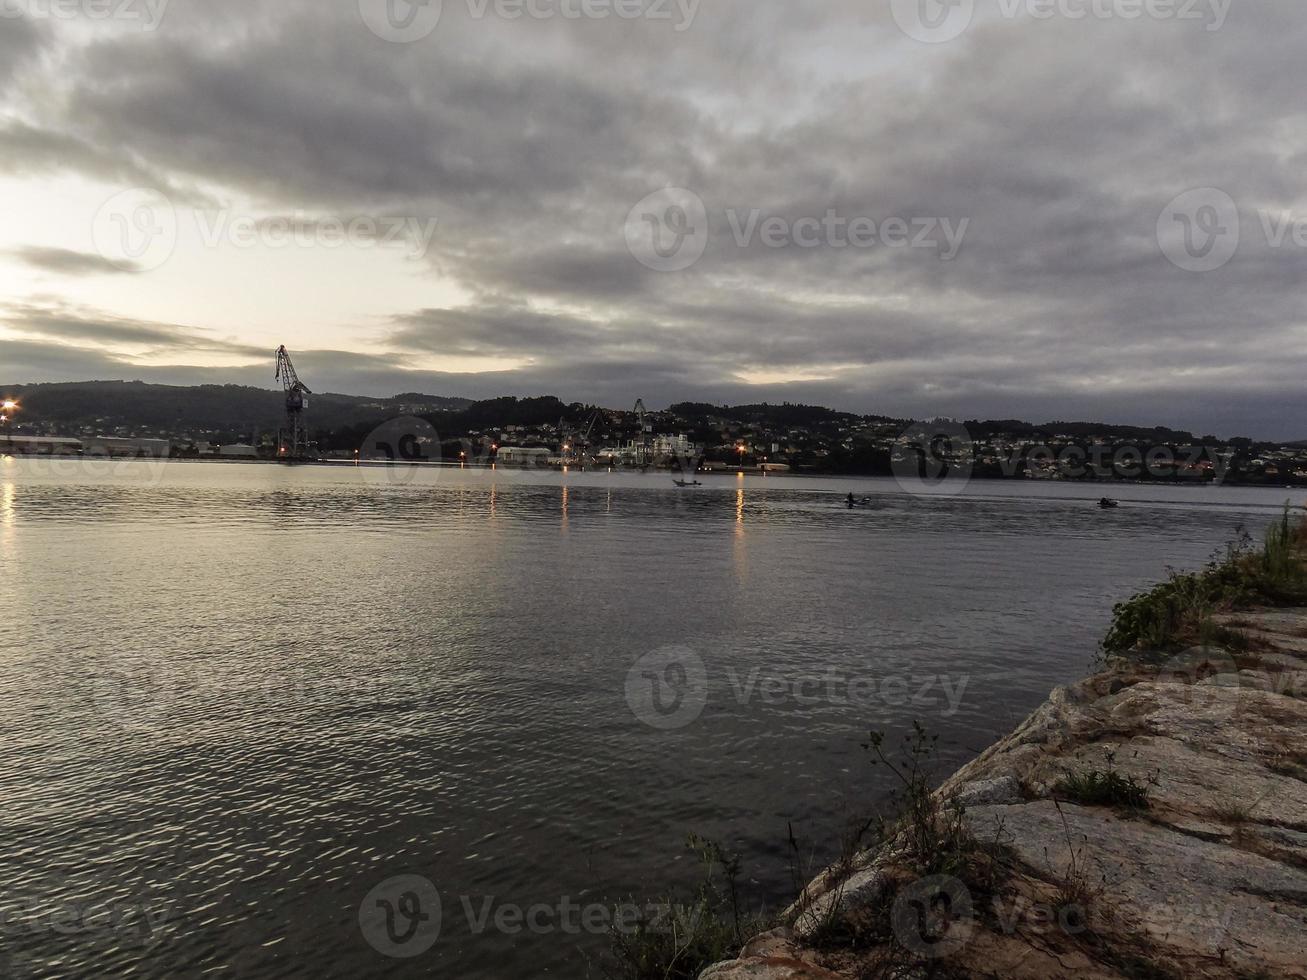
[0,459,1298,978]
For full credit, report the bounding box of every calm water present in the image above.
[0,458,1298,978]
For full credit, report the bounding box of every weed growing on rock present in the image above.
[602,835,767,980]
[1053,766,1150,812]
[1103,506,1307,655]
[866,724,976,879]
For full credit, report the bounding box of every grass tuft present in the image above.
[1103,505,1307,657]
[1054,755,1150,812]
[601,836,767,980]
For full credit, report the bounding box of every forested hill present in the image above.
[1,381,471,435]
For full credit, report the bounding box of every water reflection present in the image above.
[0,459,1294,980]
[734,488,749,582]
[1,478,14,544]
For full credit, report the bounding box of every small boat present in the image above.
[673,479,703,488]
[1099,497,1120,509]
[846,495,874,509]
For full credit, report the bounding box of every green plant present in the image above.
[1103,507,1307,655]
[1054,757,1150,812]
[1050,799,1104,918]
[603,835,767,980]
[865,723,974,879]
[1211,801,1253,826]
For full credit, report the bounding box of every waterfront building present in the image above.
[82,437,172,458]
[497,446,552,467]
[0,435,83,455]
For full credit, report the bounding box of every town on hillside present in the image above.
[2,382,1305,486]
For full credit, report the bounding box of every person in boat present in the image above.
[848,492,856,508]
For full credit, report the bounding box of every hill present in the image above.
[2,381,471,438]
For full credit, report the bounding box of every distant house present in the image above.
[82,437,171,458]
[652,434,694,458]
[0,435,83,455]
[497,447,552,467]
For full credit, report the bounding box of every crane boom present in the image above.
[275,345,313,460]
[633,399,651,466]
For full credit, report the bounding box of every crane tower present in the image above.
[275,345,313,460]
[633,399,652,466]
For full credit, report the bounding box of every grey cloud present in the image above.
[0,14,44,83]
[3,303,268,359]
[2,1,1306,437]
[7,246,140,276]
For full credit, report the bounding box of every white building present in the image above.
[651,434,694,458]
[0,435,83,455]
[497,447,553,467]
[82,437,172,458]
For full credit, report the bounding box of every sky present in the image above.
[0,0,1304,439]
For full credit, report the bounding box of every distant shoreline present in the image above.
[4,451,1307,490]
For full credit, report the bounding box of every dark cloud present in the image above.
[2,302,267,359]
[7,246,140,275]
[0,14,44,83]
[2,1,1306,437]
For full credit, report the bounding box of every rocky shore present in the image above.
[700,609,1307,979]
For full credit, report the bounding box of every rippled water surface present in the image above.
[0,459,1297,978]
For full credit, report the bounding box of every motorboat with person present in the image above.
[1100,497,1121,509]
[674,479,703,488]
[847,492,874,509]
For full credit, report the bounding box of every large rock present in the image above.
[703,606,1307,980]
[792,866,888,942]
[965,801,1307,977]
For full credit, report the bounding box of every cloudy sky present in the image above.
[0,0,1304,437]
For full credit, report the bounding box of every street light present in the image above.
[1,399,16,453]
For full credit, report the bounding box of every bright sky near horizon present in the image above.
[1,0,1304,438]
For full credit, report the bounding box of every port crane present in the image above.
[560,408,604,466]
[633,399,652,466]
[275,345,313,460]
